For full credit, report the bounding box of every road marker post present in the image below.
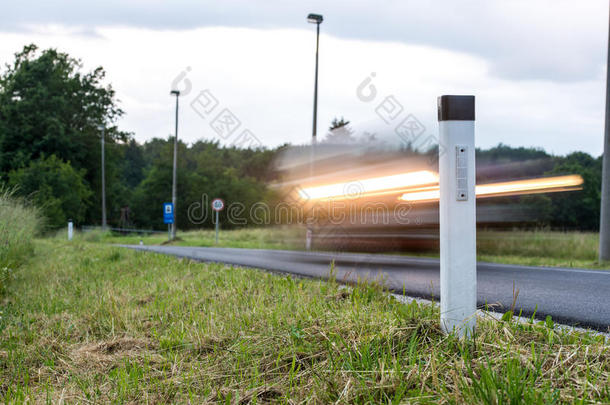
[306,228,312,250]
[211,198,225,244]
[438,95,477,337]
[68,220,73,241]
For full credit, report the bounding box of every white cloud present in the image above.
[2,0,607,81]
[0,23,605,155]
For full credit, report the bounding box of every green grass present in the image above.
[0,188,41,296]
[89,226,305,250]
[93,227,609,270]
[477,230,606,269]
[1,239,609,403]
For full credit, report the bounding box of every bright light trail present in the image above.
[399,174,584,202]
[298,170,439,200]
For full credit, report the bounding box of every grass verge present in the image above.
[1,239,608,403]
[95,227,609,270]
[0,188,41,296]
[83,226,304,250]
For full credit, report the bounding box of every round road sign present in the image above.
[211,198,225,212]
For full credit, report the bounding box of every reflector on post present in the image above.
[438,95,476,337]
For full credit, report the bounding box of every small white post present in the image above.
[438,95,477,337]
[68,220,73,241]
[306,228,312,251]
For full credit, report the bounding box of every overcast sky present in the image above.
[0,0,608,155]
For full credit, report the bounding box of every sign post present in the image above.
[163,202,174,241]
[438,95,476,338]
[211,198,225,244]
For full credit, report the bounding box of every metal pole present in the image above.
[101,126,107,230]
[600,6,610,262]
[215,210,219,244]
[438,95,477,337]
[171,94,179,240]
[307,20,321,249]
[312,21,320,143]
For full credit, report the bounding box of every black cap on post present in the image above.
[437,95,475,121]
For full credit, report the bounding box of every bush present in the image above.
[9,155,91,229]
[0,188,41,295]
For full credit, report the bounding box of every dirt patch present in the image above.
[326,290,350,301]
[101,338,150,354]
[71,337,160,370]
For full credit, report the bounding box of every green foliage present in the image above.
[0,44,129,225]
[477,143,550,165]
[129,139,276,230]
[546,152,602,229]
[9,155,91,229]
[329,116,350,131]
[325,116,356,143]
[476,145,602,230]
[0,44,127,172]
[0,188,41,296]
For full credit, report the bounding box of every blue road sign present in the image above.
[163,202,174,224]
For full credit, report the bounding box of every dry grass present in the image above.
[1,239,608,403]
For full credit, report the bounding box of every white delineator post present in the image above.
[68,220,73,241]
[438,95,477,337]
[306,228,312,251]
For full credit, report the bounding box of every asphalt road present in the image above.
[122,245,610,331]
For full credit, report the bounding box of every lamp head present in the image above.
[307,13,323,24]
[170,90,180,96]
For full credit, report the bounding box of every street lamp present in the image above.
[306,13,323,251]
[307,13,323,143]
[170,89,180,240]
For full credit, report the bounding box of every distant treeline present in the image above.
[475,144,602,230]
[0,45,603,231]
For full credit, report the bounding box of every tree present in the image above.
[9,155,91,229]
[546,152,602,230]
[324,117,356,144]
[128,138,277,230]
[0,44,130,223]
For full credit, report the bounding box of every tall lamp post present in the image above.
[601,7,610,262]
[307,13,323,144]
[306,13,323,251]
[98,123,107,230]
[170,90,180,240]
